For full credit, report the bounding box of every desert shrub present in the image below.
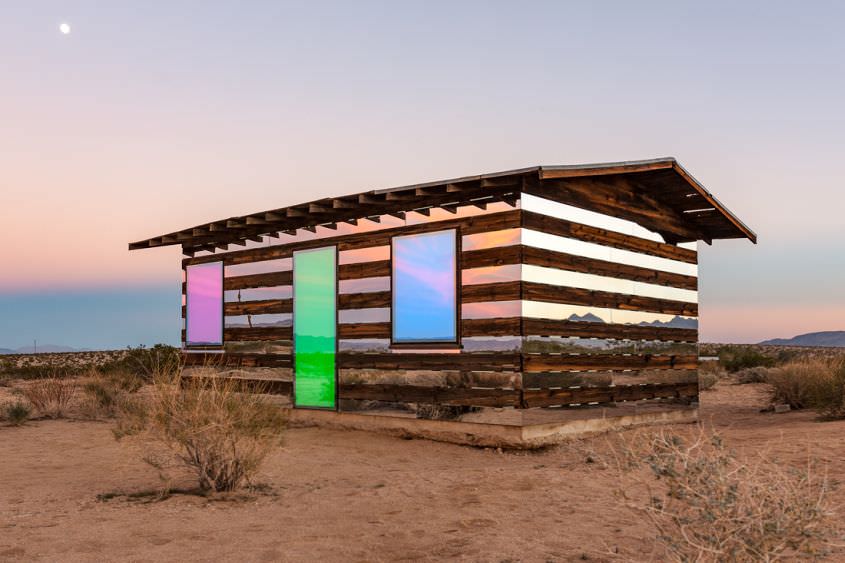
[617,430,836,562]
[718,345,776,372]
[21,378,77,418]
[101,345,180,381]
[80,370,143,419]
[735,366,772,384]
[3,400,31,425]
[767,358,845,419]
[115,369,285,492]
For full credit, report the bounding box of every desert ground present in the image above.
[2,371,844,562]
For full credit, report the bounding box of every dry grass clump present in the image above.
[20,377,77,418]
[735,366,771,384]
[80,369,144,419]
[615,429,837,562]
[115,368,286,492]
[767,358,845,419]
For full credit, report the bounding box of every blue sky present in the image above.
[1,1,844,347]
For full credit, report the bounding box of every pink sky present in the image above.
[2,2,843,346]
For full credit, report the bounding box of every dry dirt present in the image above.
[2,382,844,562]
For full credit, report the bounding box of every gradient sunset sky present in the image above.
[2,1,843,349]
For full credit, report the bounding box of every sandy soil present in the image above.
[2,382,844,562]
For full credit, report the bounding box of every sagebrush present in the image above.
[21,377,77,418]
[615,429,836,562]
[115,368,286,492]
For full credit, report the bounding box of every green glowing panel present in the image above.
[293,247,336,409]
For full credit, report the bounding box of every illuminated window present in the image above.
[392,230,457,343]
[185,262,223,346]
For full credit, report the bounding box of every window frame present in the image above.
[184,260,225,348]
[390,228,461,349]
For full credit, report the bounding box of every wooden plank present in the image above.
[338,260,390,280]
[224,326,292,342]
[184,209,521,267]
[522,281,698,316]
[338,291,390,309]
[461,245,522,269]
[224,271,292,291]
[539,161,674,179]
[182,352,292,368]
[181,374,293,396]
[338,323,391,339]
[522,371,614,388]
[224,299,292,316]
[338,352,520,372]
[522,211,696,264]
[461,281,521,303]
[462,317,521,337]
[528,178,704,241]
[522,246,697,290]
[522,318,697,342]
[522,381,698,408]
[339,384,520,407]
[522,353,698,372]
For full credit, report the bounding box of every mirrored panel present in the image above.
[293,247,337,409]
[225,313,291,328]
[185,262,223,346]
[522,192,665,242]
[225,286,292,302]
[392,230,457,343]
[462,300,521,319]
[225,258,291,277]
[522,265,698,303]
[462,228,521,251]
[339,307,391,324]
[339,246,390,265]
[339,277,390,294]
[521,301,698,328]
[522,229,698,277]
[462,264,520,285]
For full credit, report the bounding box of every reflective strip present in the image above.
[522,265,698,303]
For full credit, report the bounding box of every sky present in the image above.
[1,1,844,348]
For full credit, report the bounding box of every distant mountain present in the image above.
[568,313,605,323]
[759,331,845,348]
[0,345,87,355]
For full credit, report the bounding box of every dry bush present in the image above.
[115,368,286,492]
[767,358,845,419]
[21,377,77,418]
[614,429,837,562]
[735,366,772,384]
[2,400,31,425]
[80,369,143,419]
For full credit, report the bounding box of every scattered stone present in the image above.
[774,404,791,414]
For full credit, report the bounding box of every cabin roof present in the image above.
[129,157,756,256]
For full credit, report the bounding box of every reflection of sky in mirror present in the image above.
[393,230,456,341]
[186,262,223,344]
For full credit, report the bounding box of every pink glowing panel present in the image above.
[185,262,223,346]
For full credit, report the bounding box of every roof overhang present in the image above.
[129,157,755,256]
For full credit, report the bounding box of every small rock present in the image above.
[774,403,791,413]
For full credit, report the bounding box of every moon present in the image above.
[59,22,71,35]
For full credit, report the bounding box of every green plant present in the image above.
[115,368,286,492]
[718,345,776,372]
[616,430,836,562]
[21,378,77,418]
[3,400,31,425]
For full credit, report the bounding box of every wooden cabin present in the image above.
[130,158,755,445]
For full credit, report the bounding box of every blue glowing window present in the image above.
[392,230,457,343]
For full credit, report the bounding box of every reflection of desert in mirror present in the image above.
[3,3,844,561]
